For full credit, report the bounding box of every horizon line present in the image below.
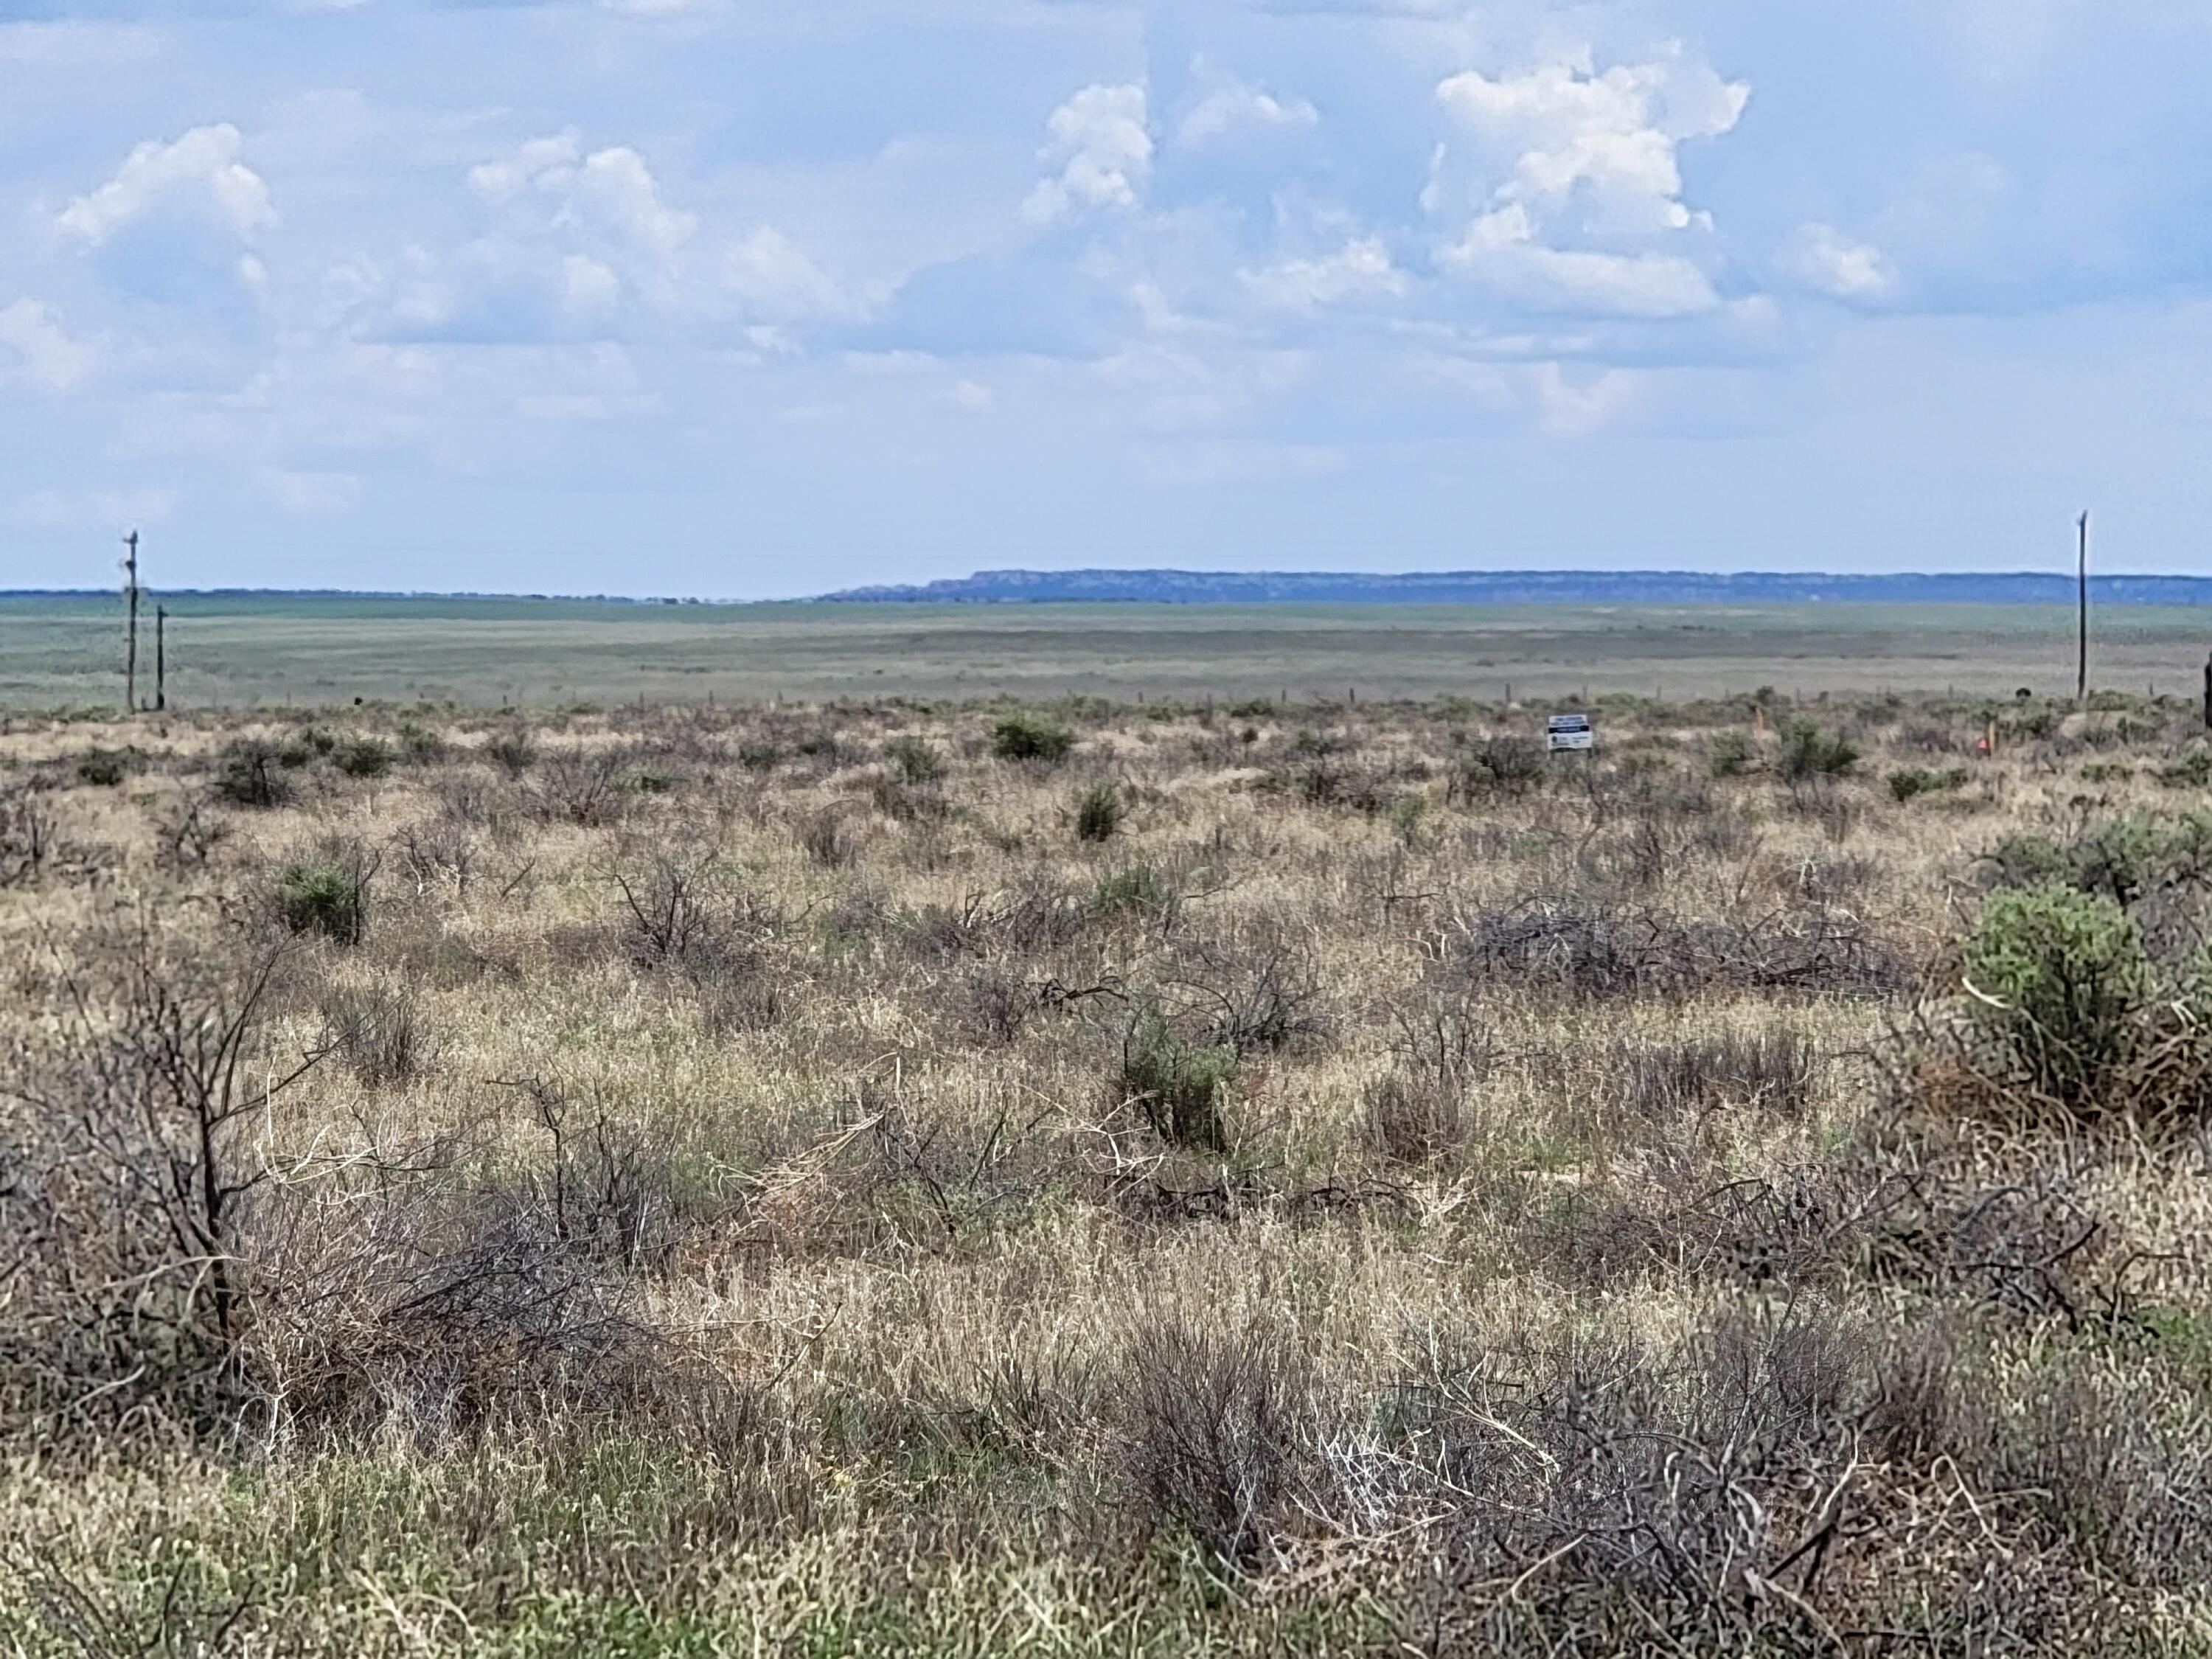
[8,565,2212,607]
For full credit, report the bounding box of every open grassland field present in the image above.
[9,593,2212,707]
[5,689,2212,1655]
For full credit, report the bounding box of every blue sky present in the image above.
[1,0,2208,597]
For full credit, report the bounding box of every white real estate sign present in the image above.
[1546,713,1595,753]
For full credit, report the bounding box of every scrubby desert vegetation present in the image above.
[3,688,2211,1655]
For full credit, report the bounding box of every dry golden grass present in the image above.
[3,689,2211,1655]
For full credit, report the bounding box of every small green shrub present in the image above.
[1707,731,1754,778]
[991,713,1074,763]
[629,760,675,794]
[1448,735,1543,801]
[2079,760,2132,784]
[279,726,338,768]
[1121,1008,1235,1152]
[74,749,131,787]
[1961,883,2151,1108]
[486,727,537,777]
[1778,720,1859,780]
[398,722,448,765]
[1888,765,1969,803]
[333,735,395,779]
[275,858,369,945]
[885,735,946,785]
[1074,779,1124,842]
[2157,750,2212,789]
[1986,815,2212,907]
[1094,863,1175,920]
[212,740,293,809]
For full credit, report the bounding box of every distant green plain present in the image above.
[4,591,2211,710]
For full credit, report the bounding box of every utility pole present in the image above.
[2076,510,2090,704]
[155,605,167,712]
[122,529,140,713]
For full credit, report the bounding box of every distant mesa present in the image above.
[821,568,2212,606]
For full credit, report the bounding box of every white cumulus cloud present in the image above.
[1178,79,1318,147]
[473,134,695,279]
[0,299,94,389]
[1427,50,1744,317]
[338,134,856,347]
[570,146,697,268]
[1778,223,1899,302]
[1024,84,1152,223]
[1439,203,1718,317]
[725,227,857,324]
[56,122,276,246]
[467,133,583,204]
[1243,238,1405,312]
[1433,52,1747,238]
[560,254,624,320]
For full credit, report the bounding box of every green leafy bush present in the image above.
[485,727,537,777]
[334,735,395,779]
[1448,735,1544,801]
[74,749,131,787]
[884,735,945,785]
[1777,720,1859,780]
[279,726,338,768]
[991,713,1073,763]
[1121,1009,1235,1151]
[2157,750,2212,789]
[1707,731,1754,778]
[1093,863,1176,922]
[1888,765,1969,803]
[275,858,369,945]
[212,740,293,809]
[1986,815,2212,907]
[1074,779,1124,842]
[398,722,448,765]
[1961,884,2151,1108]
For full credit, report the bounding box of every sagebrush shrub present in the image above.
[398,721,447,764]
[334,735,395,779]
[1119,1319,1303,1567]
[1778,720,1859,780]
[1074,779,1124,842]
[1961,883,2151,1109]
[485,726,536,776]
[279,726,338,768]
[1986,815,2212,907]
[275,858,369,945]
[1449,734,1544,801]
[1890,765,1969,802]
[796,807,852,868]
[0,787,55,887]
[319,978,433,1087]
[1093,863,1176,923]
[1121,1009,1235,1151]
[1707,731,1753,778]
[75,748,131,787]
[885,735,945,785]
[991,713,1073,763]
[212,739,293,808]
